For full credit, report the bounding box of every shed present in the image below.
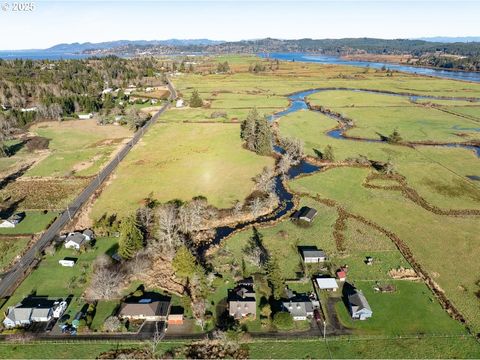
[78,113,93,120]
[167,314,184,325]
[301,248,327,263]
[293,207,318,223]
[315,277,339,292]
[59,259,76,267]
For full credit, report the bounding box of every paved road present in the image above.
[0,80,177,299]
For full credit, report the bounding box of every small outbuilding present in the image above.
[176,99,184,108]
[292,206,318,223]
[78,113,93,120]
[59,259,76,267]
[300,247,327,263]
[315,277,339,292]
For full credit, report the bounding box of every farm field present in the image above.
[26,120,131,177]
[306,90,480,143]
[91,122,274,219]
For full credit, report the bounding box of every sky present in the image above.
[0,0,479,50]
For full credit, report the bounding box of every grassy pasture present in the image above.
[91,122,274,219]
[306,90,480,143]
[26,120,131,177]
[0,237,30,271]
[290,167,480,332]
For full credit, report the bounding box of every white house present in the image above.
[315,278,339,292]
[349,289,372,320]
[176,99,184,108]
[78,113,93,120]
[0,213,24,228]
[64,229,94,250]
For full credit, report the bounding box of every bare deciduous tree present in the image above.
[249,197,264,218]
[253,167,275,193]
[88,266,122,300]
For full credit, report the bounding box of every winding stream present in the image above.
[204,88,480,254]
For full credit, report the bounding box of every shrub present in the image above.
[273,311,294,330]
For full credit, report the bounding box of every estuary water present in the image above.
[259,53,480,83]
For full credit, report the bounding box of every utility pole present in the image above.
[66,206,72,221]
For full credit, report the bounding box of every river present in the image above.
[259,53,480,83]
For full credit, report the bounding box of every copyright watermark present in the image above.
[1,2,35,12]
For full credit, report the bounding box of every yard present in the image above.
[0,211,58,235]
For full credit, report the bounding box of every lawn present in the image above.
[335,281,467,336]
[3,237,118,309]
[90,300,119,331]
[0,211,58,235]
[91,122,274,219]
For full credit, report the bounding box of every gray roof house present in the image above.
[64,230,94,250]
[228,280,256,319]
[293,207,318,223]
[119,299,170,321]
[301,247,327,263]
[348,289,372,320]
[3,297,57,329]
[282,297,314,321]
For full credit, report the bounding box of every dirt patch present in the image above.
[88,138,126,148]
[388,267,420,281]
[72,155,103,173]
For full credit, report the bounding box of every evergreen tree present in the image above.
[254,116,273,155]
[189,89,203,108]
[388,128,403,143]
[118,215,144,260]
[172,245,197,279]
[323,145,335,161]
[266,256,284,299]
[240,107,258,150]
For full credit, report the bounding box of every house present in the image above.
[348,289,372,320]
[315,277,339,292]
[293,206,318,223]
[228,279,256,319]
[78,113,93,120]
[0,213,25,228]
[64,230,94,250]
[300,247,327,263]
[3,297,64,329]
[119,296,170,321]
[176,99,184,108]
[282,295,314,321]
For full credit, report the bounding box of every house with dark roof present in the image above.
[228,279,256,319]
[348,289,372,320]
[119,295,170,321]
[292,206,318,223]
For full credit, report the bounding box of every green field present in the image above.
[92,122,274,219]
[306,90,480,143]
[26,120,131,177]
[0,237,30,271]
